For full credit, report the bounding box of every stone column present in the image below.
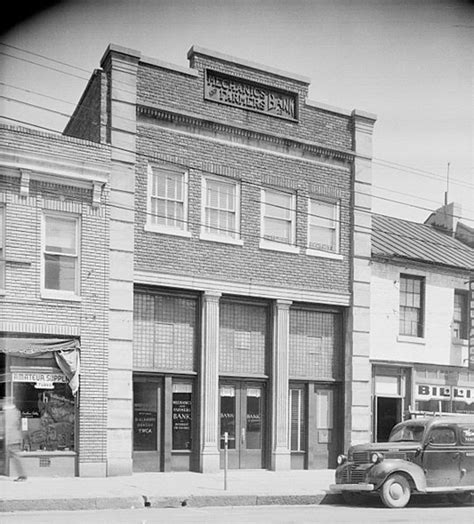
[200,290,221,472]
[271,299,292,470]
[346,109,377,450]
[101,45,140,476]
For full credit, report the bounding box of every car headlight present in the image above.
[371,452,384,464]
[337,454,347,465]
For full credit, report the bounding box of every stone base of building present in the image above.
[78,461,107,477]
[106,458,133,476]
[271,450,291,471]
[200,451,220,473]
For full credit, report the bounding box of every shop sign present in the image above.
[205,70,298,121]
[12,372,67,389]
[415,384,474,404]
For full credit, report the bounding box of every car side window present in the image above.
[428,427,456,445]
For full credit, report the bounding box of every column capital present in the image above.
[203,290,222,302]
[275,299,292,310]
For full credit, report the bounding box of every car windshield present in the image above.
[389,424,425,442]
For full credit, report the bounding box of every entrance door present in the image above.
[219,382,265,469]
[376,397,401,442]
[133,380,161,472]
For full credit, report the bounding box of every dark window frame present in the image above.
[399,274,425,338]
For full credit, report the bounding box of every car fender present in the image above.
[369,459,427,491]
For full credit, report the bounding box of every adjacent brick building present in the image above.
[0,125,110,476]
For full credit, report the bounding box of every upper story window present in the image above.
[453,290,468,340]
[0,206,4,290]
[201,175,241,244]
[399,274,424,338]
[146,164,189,236]
[43,213,80,298]
[307,198,340,256]
[260,188,298,253]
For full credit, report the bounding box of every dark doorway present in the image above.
[376,397,401,442]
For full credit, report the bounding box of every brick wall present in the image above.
[0,125,110,470]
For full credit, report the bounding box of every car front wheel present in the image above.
[380,474,411,508]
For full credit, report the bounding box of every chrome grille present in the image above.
[352,452,369,464]
[340,466,366,484]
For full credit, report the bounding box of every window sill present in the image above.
[305,248,343,260]
[259,239,300,254]
[199,232,243,246]
[41,291,82,302]
[144,223,192,238]
[397,335,426,345]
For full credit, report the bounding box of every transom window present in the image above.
[261,188,296,245]
[308,198,339,254]
[453,290,468,340]
[43,213,80,295]
[399,274,424,337]
[202,176,240,240]
[147,164,187,232]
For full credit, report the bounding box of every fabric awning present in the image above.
[0,337,80,395]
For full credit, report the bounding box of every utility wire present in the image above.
[1,42,472,191]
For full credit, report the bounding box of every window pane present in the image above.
[45,217,76,254]
[265,190,291,219]
[264,217,291,242]
[44,254,76,291]
[220,386,236,449]
[172,383,193,450]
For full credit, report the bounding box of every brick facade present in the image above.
[0,124,111,476]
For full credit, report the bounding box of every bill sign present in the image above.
[415,384,474,404]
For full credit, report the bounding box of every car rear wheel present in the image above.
[448,492,472,505]
[380,474,411,508]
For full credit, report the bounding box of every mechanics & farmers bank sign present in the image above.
[204,70,298,121]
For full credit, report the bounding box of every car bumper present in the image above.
[329,483,375,493]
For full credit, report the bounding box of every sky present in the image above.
[0,0,473,224]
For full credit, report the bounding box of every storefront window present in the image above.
[12,382,75,452]
[172,382,192,451]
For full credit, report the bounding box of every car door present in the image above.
[423,425,461,487]
[458,423,474,487]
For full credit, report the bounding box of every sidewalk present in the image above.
[0,469,339,512]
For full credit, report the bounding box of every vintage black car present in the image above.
[330,416,474,508]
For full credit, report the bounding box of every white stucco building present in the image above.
[370,211,474,441]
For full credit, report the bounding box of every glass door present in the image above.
[219,381,265,469]
[133,379,161,472]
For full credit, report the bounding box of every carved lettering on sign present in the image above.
[205,70,298,121]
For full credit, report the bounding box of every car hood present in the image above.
[349,441,422,454]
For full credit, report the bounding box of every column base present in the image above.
[78,461,107,477]
[270,450,291,471]
[106,458,132,476]
[200,450,220,473]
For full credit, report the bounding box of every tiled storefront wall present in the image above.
[219,300,269,375]
[289,307,343,381]
[133,289,198,372]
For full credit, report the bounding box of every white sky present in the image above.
[1,0,473,223]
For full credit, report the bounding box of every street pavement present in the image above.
[0,469,338,512]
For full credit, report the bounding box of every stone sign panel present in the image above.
[204,70,298,121]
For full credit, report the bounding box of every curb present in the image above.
[0,492,341,512]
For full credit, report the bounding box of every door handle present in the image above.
[241,428,246,445]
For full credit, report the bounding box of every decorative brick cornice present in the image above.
[137,104,355,164]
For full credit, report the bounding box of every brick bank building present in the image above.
[4,44,377,477]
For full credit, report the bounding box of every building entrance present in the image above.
[133,379,161,472]
[219,381,265,469]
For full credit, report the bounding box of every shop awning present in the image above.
[0,337,80,395]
